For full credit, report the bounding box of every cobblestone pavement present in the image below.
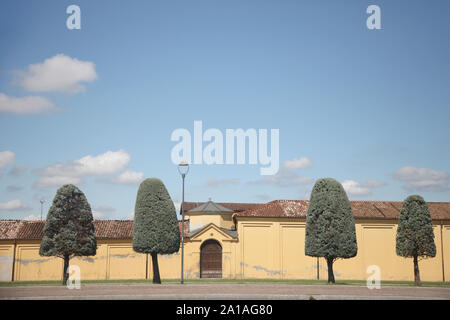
[1,283,450,300]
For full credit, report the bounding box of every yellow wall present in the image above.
[187,213,234,230]
[0,241,14,281]
[184,224,238,279]
[221,214,234,229]
[236,218,318,279]
[280,223,318,279]
[443,225,450,281]
[240,222,277,278]
[148,252,181,279]
[14,240,63,281]
[188,215,222,231]
[0,218,449,282]
[1,240,149,281]
[328,222,444,282]
[145,224,239,280]
[235,218,448,282]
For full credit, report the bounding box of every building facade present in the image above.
[0,200,449,282]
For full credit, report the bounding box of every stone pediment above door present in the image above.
[187,223,238,242]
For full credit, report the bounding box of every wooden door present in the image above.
[200,240,222,278]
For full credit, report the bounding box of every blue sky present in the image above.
[1,0,449,220]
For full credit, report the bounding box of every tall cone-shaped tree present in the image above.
[133,178,180,284]
[39,184,97,285]
[305,178,357,283]
[396,195,436,286]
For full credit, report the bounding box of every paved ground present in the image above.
[1,283,450,300]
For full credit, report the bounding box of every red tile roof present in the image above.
[0,220,189,240]
[16,220,46,240]
[234,200,450,220]
[92,220,133,239]
[0,220,24,240]
[233,200,309,218]
[1,200,449,240]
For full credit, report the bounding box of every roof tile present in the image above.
[235,200,450,220]
[1,200,449,240]
[0,220,24,240]
[0,219,189,240]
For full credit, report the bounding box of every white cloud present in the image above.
[93,205,115,213]
[394,166,450,192]
[23,214,40,221]
[283,157,312,170]
[92,205,115,220]
[342,180,372,197]
[92,210,106,219]
[14,54,98,94]
[34,176,83,188]
[107,170,144,185]
[0,199,30,211]
[250,156,313,187]
[0,150,15,169]
[37,150,131,178]
[342,179,387,197]
[34,150,139,188]
[0,93,57,114]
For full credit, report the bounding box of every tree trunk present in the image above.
[62,255,69,285]
[151,253,161,284]
[326,257,335,284]
[413,255,421,286]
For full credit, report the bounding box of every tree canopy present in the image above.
[39,184,97,259]
[133,178,180,254]
[305,178,357,260]
[39,184,96,285]
[396,195,436,259]
[133,178,180,284]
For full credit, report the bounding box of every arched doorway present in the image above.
[200,240,222,278]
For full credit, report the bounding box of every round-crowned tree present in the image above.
[305,178,357,283]
[39,184,97,285]
[396,195,436,286]
[133,178,180,284]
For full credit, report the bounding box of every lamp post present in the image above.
[178,161,189,284]
[40,199,45,220]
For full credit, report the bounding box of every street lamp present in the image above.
[177,161,189,284]
[40,199,45,221]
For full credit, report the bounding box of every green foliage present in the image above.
[396,195,436,258]
[133,178,180,254]
[305,178,357,259]
[39,184,97,258]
